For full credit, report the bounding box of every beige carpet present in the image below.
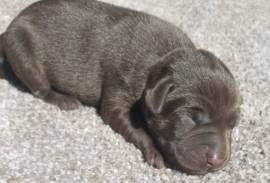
[0,0,269,182]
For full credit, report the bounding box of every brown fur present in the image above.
[0,0,241,174]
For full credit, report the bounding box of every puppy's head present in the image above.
[142,48,241,175]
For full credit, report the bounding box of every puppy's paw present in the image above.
[56,96,81,110]
[143,146,165,169]
[45,91,81,110]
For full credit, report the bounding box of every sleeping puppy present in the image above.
[0,0,241,175]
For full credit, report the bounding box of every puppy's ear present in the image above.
[144,66,174,114]
[199,49,218,61]
[199,49,233,77]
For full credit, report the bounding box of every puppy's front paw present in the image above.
[143,146,165,169]
[45,91,81,110]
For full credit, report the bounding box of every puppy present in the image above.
[0,0,241,174]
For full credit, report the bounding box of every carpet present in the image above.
[0,0,269,182]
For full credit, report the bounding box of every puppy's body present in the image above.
[3,0,194,105]
[0,0,241,174]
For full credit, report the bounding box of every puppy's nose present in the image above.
[206,153,225,170]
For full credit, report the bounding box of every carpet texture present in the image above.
[0,0,269,182]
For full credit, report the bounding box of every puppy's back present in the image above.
[2,0,195,104]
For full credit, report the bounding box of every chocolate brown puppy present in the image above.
[0,0,241,174]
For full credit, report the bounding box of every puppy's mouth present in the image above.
[164,143,230,175]
[184,157,230,175]
[168,153,230,175]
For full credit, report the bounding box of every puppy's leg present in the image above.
[4,31,81,110]
[99,88,164,168]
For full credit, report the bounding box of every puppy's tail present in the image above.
[0,33,5,79]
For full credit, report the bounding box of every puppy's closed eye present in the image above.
[190,108,211,125]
